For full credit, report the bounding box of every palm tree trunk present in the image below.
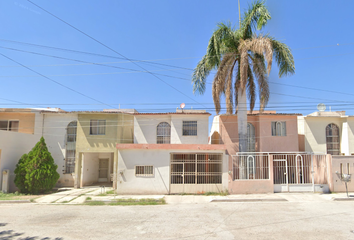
[238,87,248,179]
[238,88,248,152]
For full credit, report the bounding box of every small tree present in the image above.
[14,137,60,194]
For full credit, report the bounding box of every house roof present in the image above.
[219,113,302,116]
[134,112,211,116]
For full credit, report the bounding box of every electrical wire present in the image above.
[25,0,205,107]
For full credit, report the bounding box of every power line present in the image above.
[26,0,205,107]
[2,45,354,102]
[0,53,117,109]
[0,46,192,82]
[0,38,194,71]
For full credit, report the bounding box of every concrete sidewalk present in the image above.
[35,187,110,204]
[33,188,354,205]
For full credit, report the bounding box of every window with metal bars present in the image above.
[326,123,340,155]
[90,119,106,135]
[156,122,171,144]
[182,121,197,136]
[135,166,154,176]
[65,121,77,173]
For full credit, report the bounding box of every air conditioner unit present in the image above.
[2,169,10,193]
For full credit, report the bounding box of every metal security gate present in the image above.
[273,154,313,192]
[170,153,223,194]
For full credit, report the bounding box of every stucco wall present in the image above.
[82,153,99,186]
[304,117,344,154]
[219,114,299,155]
[258,115,299,152]
[331,156,354,192]
[134,114,209,144]
[42,113,78,187]
[348,118,354,155]
[134,115,170,144]
[77,113,134,152]
[117,149,228,194]
[0,112,36,134]
[0,131,41,192]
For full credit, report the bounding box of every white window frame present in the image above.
[182,121,197,136]
[0,120,19,132]
[65,121,77,174]
[156,122,171,144]
[271,121,286,136]
[90,119,106,135]
[135,165,154,177]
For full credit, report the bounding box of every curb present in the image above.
[333,198,354,201]
[0,200,31,204]
[210,198,287,202]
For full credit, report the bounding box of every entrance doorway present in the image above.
[98,158,109,182]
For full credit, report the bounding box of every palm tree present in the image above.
[192,0,295,152]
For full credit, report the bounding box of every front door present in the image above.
[98,158,109,182]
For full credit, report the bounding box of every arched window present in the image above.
[157,122,171,144]
[326,123,340,155]
[66,121,77,173]
[247,123,255,152]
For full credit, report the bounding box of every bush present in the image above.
[14,137,60,194]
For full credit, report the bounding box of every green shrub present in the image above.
[14,137,60,194]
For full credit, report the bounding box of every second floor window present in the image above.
[65,121,77,174]
[326,123,340,155]
[0,120,19,132]
[183,121,197,136]
[271,121,286,136]
[157,122,171,144]
[90,120,106,135]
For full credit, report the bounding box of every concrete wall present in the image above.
[331,156,354,192]
[42,113,78,187]
[117,149,228,194]
[134,114,209,144]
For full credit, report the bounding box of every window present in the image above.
[183,121,197,136]
[247,123,255,152]
[65,121,77,174]
[135,166,154,176]
[326,123,340,155]
[157,122,171,144]
[271,121,286,136]
[90,120,106,135]
[0,120,19,132]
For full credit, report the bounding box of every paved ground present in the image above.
[0,193,354,240]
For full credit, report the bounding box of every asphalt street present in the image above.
[0,195,354,240]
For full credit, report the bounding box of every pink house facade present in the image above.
[210,112,332,194]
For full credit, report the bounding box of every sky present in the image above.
[1,0,354,121]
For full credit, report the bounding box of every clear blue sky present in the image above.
[1,0,354,117]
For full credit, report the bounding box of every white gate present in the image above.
[170,153,223,194]
[273,154,316,192]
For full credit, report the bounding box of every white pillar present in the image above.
[341,121,349,156]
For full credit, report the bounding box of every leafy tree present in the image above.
[14,137,60,194]
[192,0,295,152]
